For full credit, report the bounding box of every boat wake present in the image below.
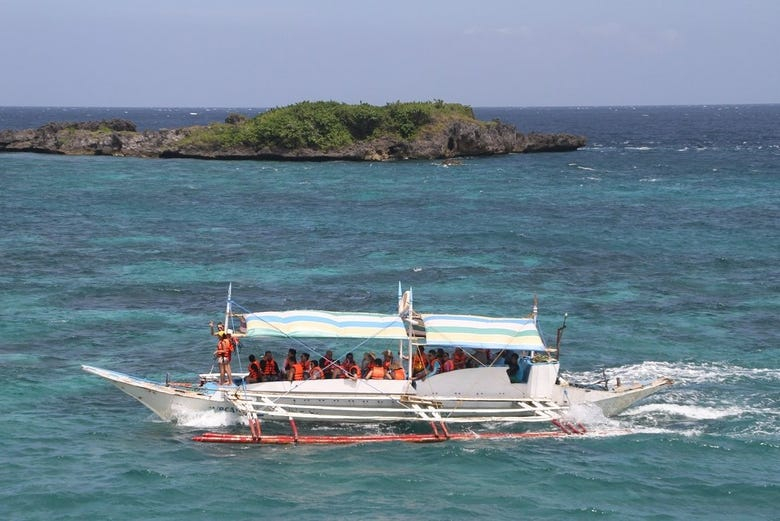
[172,407,236,428]
[564,360,780,440]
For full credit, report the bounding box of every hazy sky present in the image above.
[2,0,778,107]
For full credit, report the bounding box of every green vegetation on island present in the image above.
[0,101,587,159]
[182,100,476,151]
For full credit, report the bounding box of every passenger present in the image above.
[382,349,394,370]
[412,350,441,382]
[411,346,427,379]
[389,361,406,380]
[441,352,454,373]
[245,354,262,384]
[209,321,226,338]
[260,351,281,381]
[427,350,442,377]
[287,354,305,381]
[472,349,489,366]
[337,353,357,378]
[506,352,521,383]
[367,360,390,379]
[320,350,337,379]
[213,332,234,385]
[348,365,362,379]
[283,348,297,375]
[453,347,467,370]
[308,359,325,380]
[301,353,312,378]
[360,352,375,378]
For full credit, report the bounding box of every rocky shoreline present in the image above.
[0,117,586,161]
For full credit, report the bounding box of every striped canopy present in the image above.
[420,314,546,351]
[244,310,408,340]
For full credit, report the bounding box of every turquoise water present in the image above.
[1,106,778,520]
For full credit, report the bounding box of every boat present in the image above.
[82,285,672,440]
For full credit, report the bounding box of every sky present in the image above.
[1,0,779,107]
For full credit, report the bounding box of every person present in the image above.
[453,347,467,370]
[287,353,305,381]
[506,352,521,383]
[213,332,234,385]
[427,350,442,377]
[337,353,357,379]
[245,354,262,384]
[367,360,390,379]
[308,359,325,380]
[472,349,490,366]
[389,361,406,380]
[412,350,441,382]
[209,321,226,338]
[360,352,375,378]
[301,352,312,378]
[283,348,297,375]
[441,351,454,373]
[381,349,394,370]
[320,350,337,379]
[260,351,280,381]
[411,346,427,379]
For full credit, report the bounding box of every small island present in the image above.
[0,101,585,161]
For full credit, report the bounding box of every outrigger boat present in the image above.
[83,285,672,443]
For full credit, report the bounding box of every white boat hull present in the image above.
[83,365,671,425]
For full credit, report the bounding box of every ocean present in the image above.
[0,105,778,520]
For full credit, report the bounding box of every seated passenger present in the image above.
[389,362,406,380]
[441,352,454,372]
[245,354,262,384]
[452,347,467,370]
[287,354,305,381]
[411,346,427,379]
[367,361,390,379]
[506,353,521,383]
[337,353,357,378]
[308,359,325,380]
[320,350,337,379]
[260,351,281,381]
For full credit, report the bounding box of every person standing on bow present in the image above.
[213,331,234,385]
[209,321,226,338]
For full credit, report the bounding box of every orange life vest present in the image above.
[412,353,426,373]
[391,367,406,380]
[291,362,305,381]
[337,360,357,378]
[248,361,262,380]
[309,366,324,380]
[217,338,233,360]
[262,358,279,376]
[369,366,387,379]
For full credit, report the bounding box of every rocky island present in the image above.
[0,101,585,161]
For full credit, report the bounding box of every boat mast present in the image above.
[397,281,403,361]
[224,282,241,371]
[224,282,232,330]
[406,287,414,379]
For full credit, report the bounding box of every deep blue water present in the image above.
[0,105,778,520]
